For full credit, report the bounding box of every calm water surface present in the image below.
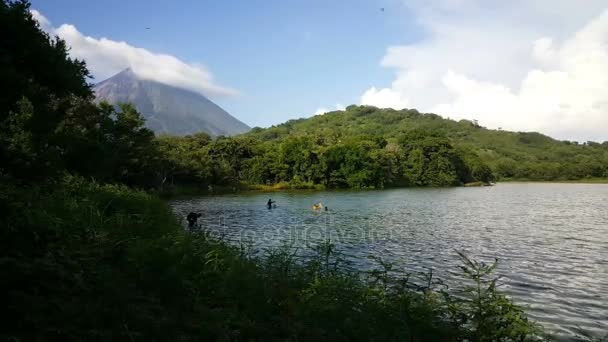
[171,183,608,339]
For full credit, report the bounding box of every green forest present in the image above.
[149,106,608,189]
[1,1,606,340]
[243,107,608,184]
[148,107,608,192]
[152,93,608,193]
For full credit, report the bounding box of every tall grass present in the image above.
[3,175,600,340]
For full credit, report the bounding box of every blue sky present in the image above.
[31,0,608,141]
[32,0,423,128]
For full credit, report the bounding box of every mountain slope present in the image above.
[94,68,249,136]
[242,105,608,181]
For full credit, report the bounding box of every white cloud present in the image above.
[31,10,236,98]
[314,107,330,115]
[314,103,345,115]
[361,1,608,141]
[30,9,51,30]
[360,87,409,110]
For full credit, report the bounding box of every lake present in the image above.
[170,183,608,339]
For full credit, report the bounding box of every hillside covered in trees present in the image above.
[245,106,608,181]
[152,106,608,192]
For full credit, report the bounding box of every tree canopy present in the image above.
[150,106,608,191]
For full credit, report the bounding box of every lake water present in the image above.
[171,183,608,339]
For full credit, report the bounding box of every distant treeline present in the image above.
[245,107,608,182]
[154,127,494,191]
[151,107,608,191]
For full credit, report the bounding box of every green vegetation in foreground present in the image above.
[0,1,606,340]
[3,176,548,341]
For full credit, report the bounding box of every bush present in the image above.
[1,177,549,340]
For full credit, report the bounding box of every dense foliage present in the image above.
[153,116,499,191]
[151,108,608,192]
[0,0,157,187]
[243,106,608,183]
[2,176,547,341]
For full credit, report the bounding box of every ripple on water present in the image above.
[171,183,608,340]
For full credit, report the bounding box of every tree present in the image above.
[0,98,36,178]
[60,102,155,185]
[399,130,462,186]
[0,0,92,181]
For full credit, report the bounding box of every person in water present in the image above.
[187,212,202,228]
[267,198,276,209]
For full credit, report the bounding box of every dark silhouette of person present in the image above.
[267,198,275,209]
[187,212,202,228]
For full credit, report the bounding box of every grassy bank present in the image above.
[155,182,324,198]
[155,183,241,198]
[157,177,607,199]
[464,181,493,187]
[246,181,325,191]
[2,175,554,341]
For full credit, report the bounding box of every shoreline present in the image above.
[160,179,608,199]
[498,178,608,184]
